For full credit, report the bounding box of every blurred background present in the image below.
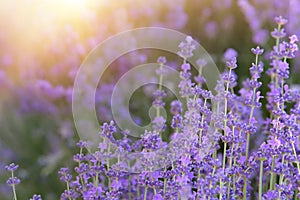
[0,0,299,199]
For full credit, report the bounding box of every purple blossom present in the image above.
[224,48,238,61]
[61,189,80,199]
[289,35,298,44]
[250,62,264,79]
[7,177,20,186]
[275,16,288,25]
[5,163,19,172]
[170,100,182,115]
[76,140,88,148]
[152,116,166,132]
[153,89,167,109]
[171,114,183,130]
[271,28,286,39]
[226,57,237,69]
[205,21,218,39]
[3,12,300,200]
[141,130,162,150]
[100,121,117,140]
[178,36,197,59]
[157,56,167,64]
[196,59,207,68]
[58,167,72,183]
[181,63,191,72]
[253,29,269,44]
[251,46,264,55]
[153,193,164,200]
[30,194,42,200]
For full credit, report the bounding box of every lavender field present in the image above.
[0,0,300,199]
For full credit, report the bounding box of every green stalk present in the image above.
[243,177,247,200]
[128,176,132,200]
[274,24,281,89]
[144,187,148,200]
[269,156,276,190]
[259,159,264,200]
[244,53,261,199]
[163,166,168,198]
[292,103,300,173]
[66,181,71,200]
[278,154,285,183]
[222,142,227,172]
[220,68,232,200]
[137,186,140,199]
[227,125,236,198]
[11,171,18,200]
[278,164,285,199]
[246,53,258,160]
[163,177,167,198]
[156,63,164,117]
[289,116,300,173]
[78,148,86,190]
[197,98,207,193]
[107,141,111,190]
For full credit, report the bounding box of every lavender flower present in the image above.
[177,36,197,60]
[224,48,238,61]
[141,130,162,150]
[170,100,182,115]
[3,13,300,200]
[251,46,264,55]
[7,177,21,186]
[5,163,19,172]
[30,194,42,200]
[5,163,20,200]
[275,16,288,25]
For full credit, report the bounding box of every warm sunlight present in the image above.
[39,0,97,21]
[1,0,300,199]
[0,0,106,72]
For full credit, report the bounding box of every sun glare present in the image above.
[0,0,106,74]
[40,0,95,20]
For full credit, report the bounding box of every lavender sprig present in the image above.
[5,163,20,200]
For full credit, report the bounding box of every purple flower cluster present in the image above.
[238,0,300,72]
[4,16,300,200]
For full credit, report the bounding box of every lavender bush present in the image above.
[4,16,299,200]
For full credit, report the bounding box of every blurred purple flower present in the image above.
[224,48,238,61]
